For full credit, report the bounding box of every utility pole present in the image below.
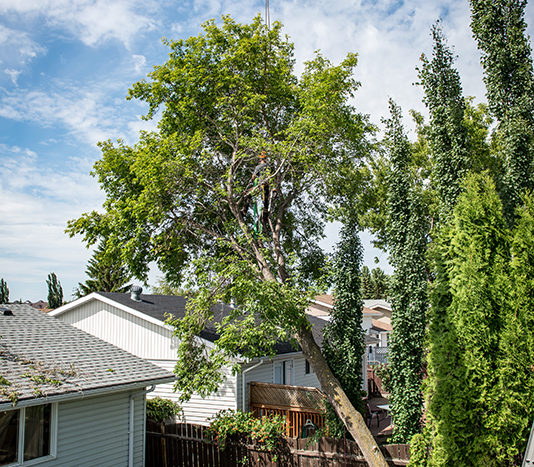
[265,0,270,29]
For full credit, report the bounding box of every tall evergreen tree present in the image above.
[46,272,63,309]
[360,265,373,299]
[323,219,365,416]
[496,194,534,463]
[384,100,428,443]
[370,267,389,299]
[0,278,9,304]
[418,23,471,219]
[74,240,132,297]
[427,173,510,465]
[470,0,534,218]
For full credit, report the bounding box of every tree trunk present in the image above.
[296,325,388,467]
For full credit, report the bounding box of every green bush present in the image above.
[207,409,285,452]
[370,362,391,393]
[146,397,181,423]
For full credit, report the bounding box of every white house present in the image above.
[309,295,391,366]
[50,289,333,425]
[0,303,174,466]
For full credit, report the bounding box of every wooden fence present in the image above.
[146,421,409,466]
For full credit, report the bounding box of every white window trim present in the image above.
[273,359,294,385]
[3,403,58,466]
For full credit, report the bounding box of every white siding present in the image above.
[237,354,321,412]
[36,390,145,467]
[147,360,237,425]
[58,300,178,360]
[56,300,239,426]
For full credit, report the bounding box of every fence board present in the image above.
[147,421,409,466]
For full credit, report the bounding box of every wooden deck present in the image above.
[249,381,326,438]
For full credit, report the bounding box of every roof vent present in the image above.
[130,285,143,302]
[0,307,13,316]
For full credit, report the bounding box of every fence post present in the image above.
[160,422,167,467]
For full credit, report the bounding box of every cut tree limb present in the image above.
[296,326,388,467]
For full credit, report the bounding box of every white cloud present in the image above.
[0,0,157,48]
[4,68,21,85]
[132,54,146,74]
[0,145,103,301]
[0,84,132,145]
[274,0,486,133]
[0,24,45,68]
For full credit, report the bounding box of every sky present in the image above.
[1,0,533,302]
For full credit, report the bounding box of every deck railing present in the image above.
[249,381,326,438]
[369,346,389,364]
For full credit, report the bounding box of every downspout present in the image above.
[242,359,265,412]
[128,394,134,467]
[142,385,156,467]
[130,386,156,467]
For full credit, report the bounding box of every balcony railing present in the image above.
[249,381,326,438]
[368,346,389,364]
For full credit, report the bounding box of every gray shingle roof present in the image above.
[96,292,329,355]
[0,304,174,406]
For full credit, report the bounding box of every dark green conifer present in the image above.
[470,0,534,218]
[360,265,373,299]
[323,218,365,416]
[0,279,9,304]
[46,272,63,309]
[418,22,471,218]
[384,100,428,443]
[75,240,132,297]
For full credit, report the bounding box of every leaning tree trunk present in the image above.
[296,326,388,467]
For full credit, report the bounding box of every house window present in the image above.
[0,404,56,466]
[274,360,293,385]
[305,360,315,375]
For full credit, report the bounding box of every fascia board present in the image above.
[0,376,175,411]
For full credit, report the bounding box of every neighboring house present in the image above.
[0,303,174,466]
[310,295,391,365]
[26,300,49,311]
[51,289,357,425]
[363,299,392,364]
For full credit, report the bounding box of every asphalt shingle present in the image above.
[0,304,174,405]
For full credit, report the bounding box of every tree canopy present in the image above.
[46,272,63,309]
[68,15,386,465]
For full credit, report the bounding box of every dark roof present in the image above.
[96,292,329,355]
[97,291,236,345]
[0,304,174,406]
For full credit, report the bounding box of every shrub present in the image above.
[207,409,285,453]
[146,397,181,423]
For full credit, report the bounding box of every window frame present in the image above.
[305,359,315,375]
[273,359,294,385]
[1,403,58,467]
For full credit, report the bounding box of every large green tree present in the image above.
[418,22,471,220]
[0,279,8,304]
[496,194,534,463]
[74,239,132,297]
[323,219,365,416]
[46,272,63,309]
[470,0,534,218]
[384,100,428,443]
[68,16,386,465]
[426,173,510,465]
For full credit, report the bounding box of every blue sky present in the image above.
[1,0,533,301]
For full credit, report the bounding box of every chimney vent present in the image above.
[130,285,143,302]
[0,307,13,316]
